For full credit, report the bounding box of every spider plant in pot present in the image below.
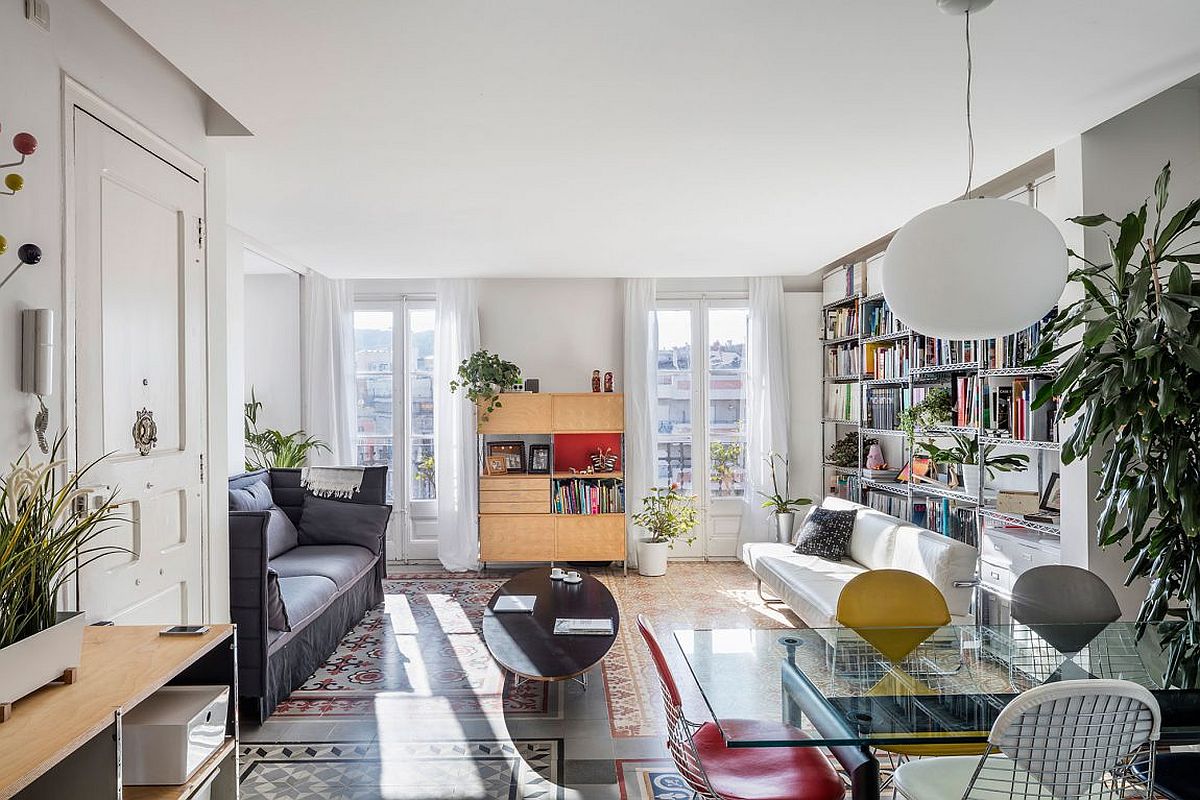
[631,484,699,577]
[917,432,1029,496]
[449,350,522,420]
[757,452,812,543]
[0,434,125,714]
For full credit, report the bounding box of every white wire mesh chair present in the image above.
[893,679,1160,800]
[636,615,845,800]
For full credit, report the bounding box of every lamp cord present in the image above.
[962,9,975,200]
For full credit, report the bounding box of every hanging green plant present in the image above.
[450,350,522,419]
[899,386,954,446]
[1028,163,1200,684]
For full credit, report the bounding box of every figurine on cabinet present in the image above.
[603,371,614,393]
[591,370,601,393]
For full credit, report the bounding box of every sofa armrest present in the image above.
[229,511,271,704]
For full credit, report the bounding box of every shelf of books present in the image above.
[818,274,1064,564]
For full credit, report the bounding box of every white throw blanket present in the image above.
[301,466,365,499]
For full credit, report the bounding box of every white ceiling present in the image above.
[101,0,1200,279]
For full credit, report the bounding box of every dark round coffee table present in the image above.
[482,567,619,684]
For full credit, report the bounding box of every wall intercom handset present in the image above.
[21,308,53,453]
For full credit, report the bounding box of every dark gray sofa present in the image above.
[228,467,390,722]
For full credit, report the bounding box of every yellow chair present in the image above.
[836,569,986,758]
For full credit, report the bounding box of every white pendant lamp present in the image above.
[883,0,1067,340]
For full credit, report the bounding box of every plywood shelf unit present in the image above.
[0,625,238,800]
[478,392,626,570]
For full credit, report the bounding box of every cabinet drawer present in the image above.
[480,500,549,514]
[477,394,552,433]
[480,488,549,505]
[551,394,623,432]
[480,515,554,561]
[481,476,550,492]
[979,559,1014,595]
[554,515,625,561]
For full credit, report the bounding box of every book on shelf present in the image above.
[864,490,908,518]
[822,262,867,304]
[552,478,625,514]
[981,377,1055,441]
[823,342,861,377]
[865,340,909,379]
[824,305,859,339]
[861,468,900,481]
[493,595,537,613]
[984,309,1056,370]
[913,497,978,545]
[912,335,978,370]
[825,383,860,422]
[861,299,907,338]
[865,385,905,430]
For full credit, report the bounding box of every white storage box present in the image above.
[122,685,230,785]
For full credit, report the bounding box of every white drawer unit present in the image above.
[979,527,1060,597]
[122,685,230,785]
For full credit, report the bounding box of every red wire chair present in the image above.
[637,614,846,800]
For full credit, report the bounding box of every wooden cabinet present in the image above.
[477,392,626,569]
[477,393,552,434]
[551,393,623,431]
[555,516,625,561]
[480,515,554,561]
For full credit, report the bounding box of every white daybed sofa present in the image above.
[742,497,978,636]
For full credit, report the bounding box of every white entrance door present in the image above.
[71,108,207,625]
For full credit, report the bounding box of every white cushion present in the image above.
[889,524,978,618]
[819,496,900,569]
[895,755,1059,800]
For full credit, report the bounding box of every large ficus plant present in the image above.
[1029,163,1200,681]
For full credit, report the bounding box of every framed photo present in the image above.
[487,441,526,473]
[898,456,932,483]
[485,455,508,476]
[1040,471,1061,512]
[528,444,551,474]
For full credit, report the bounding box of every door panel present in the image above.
[550,394,623,432]
[72,110,206,625]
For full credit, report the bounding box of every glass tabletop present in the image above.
[674,622,1200,748]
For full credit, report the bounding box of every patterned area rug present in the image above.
[616,759,693,800]
[240,739,563,800]
[596,562,801,737]
[273,574,554,719]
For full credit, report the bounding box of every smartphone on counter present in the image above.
[159,625,210,636]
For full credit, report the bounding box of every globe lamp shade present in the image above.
[882,198,1068,340]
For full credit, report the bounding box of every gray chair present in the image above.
[1011,565,1121,657]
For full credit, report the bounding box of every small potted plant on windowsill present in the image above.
[449,350,522,420]
[631,484,699,577]
[757,452,812,543]
[918,432,1029,495]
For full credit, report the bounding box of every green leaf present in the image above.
[1070,214,1114,227]
[1082,316,1118,349]
[1161,297,1193,332]
[1113,210,1146,269]
[1155,163,1172,215]
[1180,346,1200,372]
[1157,198,1200,251]
[1164,254,1200,265]
[1169,260,1194,294]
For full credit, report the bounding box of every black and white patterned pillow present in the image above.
[792,508,857,560]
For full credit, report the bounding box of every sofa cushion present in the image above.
[229,480,273,512]
[889,525,978,618]
[298,495,390,556]
[276,575,337,628]
[265,506,300,560]
[265,568,290,631]
[270,545,377,588]
[793,508,856,560]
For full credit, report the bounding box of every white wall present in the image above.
[1052,83,1200,617]
[243,273,302,435]
[785,292,824,503]
[0,0,234,620]
[477,278,622,392]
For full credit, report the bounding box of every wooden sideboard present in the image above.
[0,625,238,800]
[478,392,627,568]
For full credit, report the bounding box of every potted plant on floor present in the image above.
[757,452,812,543]
[0,434,124,718]
[1027,163,1200,683]
[449,350,522,420]
[631,484,699,577]
[917,433,1029,495]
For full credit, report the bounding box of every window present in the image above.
[655,300,749,500]
[354,301,436,505]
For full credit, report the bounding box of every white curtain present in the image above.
[300,270,356,465]
[435,279,481,572]
[743,276,791,541]
[623,278,657,567]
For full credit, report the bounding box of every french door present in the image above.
[654,298,749,558]
[353,298,437,561]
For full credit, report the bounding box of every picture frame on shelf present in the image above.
[487,440,526,473]
[897,456,932,483]
[1040,471,1061,512]
[485,455,509,476]
[528,444,551,474]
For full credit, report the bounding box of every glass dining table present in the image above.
[674,622,1200,800]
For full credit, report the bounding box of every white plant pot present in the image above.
[774,511,796,544]
[0,611,86,709]
[962,465,981,496]
[637,539,670,577]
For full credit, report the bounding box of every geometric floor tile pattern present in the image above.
[241,563,800,799]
